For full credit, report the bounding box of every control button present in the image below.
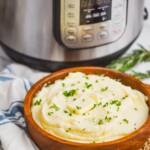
[65,27,77,35]
[114,1,124,9]
[113,28,123,35]
[99,23,108,30]
[113,18,124,27]
[67,3,76,9]
[113,0,126,15]
[66,36,77,43]
[67,21,77,26]
[67,12,76,18]
[98,31,108,39]
[114,12,123,19]
[83,26,93,32]
[82,34,94,42]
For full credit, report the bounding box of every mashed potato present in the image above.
[31,72,149,143]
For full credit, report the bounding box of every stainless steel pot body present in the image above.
[0,0,145,70]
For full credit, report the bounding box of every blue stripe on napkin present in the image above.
[0,101,26,130]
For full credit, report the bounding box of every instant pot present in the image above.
[0,0,146,71]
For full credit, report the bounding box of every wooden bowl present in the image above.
[24,67,150,150]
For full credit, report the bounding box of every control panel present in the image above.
[59,0,127,49]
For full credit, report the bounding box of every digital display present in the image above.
[80,0,112,25]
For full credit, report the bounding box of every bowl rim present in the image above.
[24,66,150,147]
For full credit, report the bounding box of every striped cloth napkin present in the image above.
[0,64,47,150]
[0,62,150,150]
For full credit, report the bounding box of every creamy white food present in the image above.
[31,72,149,143]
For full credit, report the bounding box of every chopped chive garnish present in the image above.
[98,119,103,125]
[134,107,138,111]
[34,99,42,106]
[47,112,53,116]
[63,89,77,97]
[98,102,102,106]
[73,98,77,101]
[117,107,120,112]
[105,116,112,122]
[95,80,98,83]
[91,104,97,110]
[122,95,128,100]
[103,102,108,107]
[82,99,85,102]
[107,111,110,114]
[50,104,60,111]
[66,128,71,132]
[85,82,92,89]
[62,83,65,87]
[123,119,129,124]
[71,83,75,86]
[101,87,108,92]
[63,110,68,113]
[82,89,85,92]
[76,106,81,110]
[110,100,121,107]
[68,113,72,116]
[84,76,89,80]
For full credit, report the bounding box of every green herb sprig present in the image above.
[130,71,150,79]
[107,45,150,77]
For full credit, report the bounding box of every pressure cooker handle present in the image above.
[144,8,149,20]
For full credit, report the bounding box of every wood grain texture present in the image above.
[24,67,150,150]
